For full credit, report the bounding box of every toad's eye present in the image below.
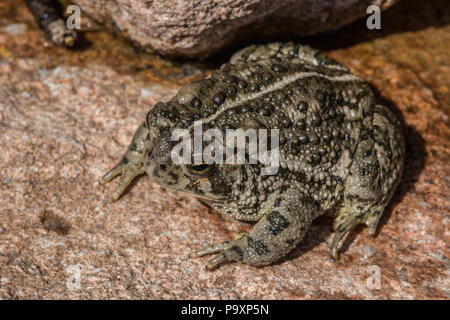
[190,164,210,172]
[186,163,216,178]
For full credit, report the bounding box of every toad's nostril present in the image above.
[158,161,167,170]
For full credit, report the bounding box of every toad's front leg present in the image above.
[190,199,320,269]
[99,123,148,201]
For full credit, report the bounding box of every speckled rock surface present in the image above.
[0,0,448,299]
[66,0,399,57]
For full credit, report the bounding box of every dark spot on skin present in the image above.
[341,132,350,142]
[250,83,260,92]
[363,149,372,157]
[298,134,309,144]
[168,171,179,183]
[258,108,270,117]
[213,92,226,106]
[296,101,308,112]
[332,175,344,186]
[310,135,320,145]
[296,86,306,94]
[227,85,237,95]
[251,72,262,81]
[262,102,274,113]
[294,119,306,130]
[361,163,378,176]
[190,97,202,108]
[295,170,306,182]
[158,161,167,170]
[230,246,244,258]
[281,118,292,128]
[267,211,290,235]
[289,46,299,57]
[238,79,248,88]
[275,92,286,101]
[311,114,322,126]
[224,75,237,84]
[208,173,231,195]
[309,153,321,165]
[237,104,253,113]
[247,237,269,255]
[274,198,282,207]
[285,239,295,246]
[258,102,273,116]
[360,129,369,141]
[271,63,288,73]
[152,167,161,178]
[316,89,326,101]
[227,108,236,115]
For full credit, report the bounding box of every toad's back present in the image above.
[159,43,374,210]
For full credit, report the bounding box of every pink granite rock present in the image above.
[69,0,399,57]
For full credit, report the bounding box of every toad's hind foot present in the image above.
[189,232,248,270]
[330,206,386,260]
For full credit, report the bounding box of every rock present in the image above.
[0,0,448,299]
[69,0,399,57]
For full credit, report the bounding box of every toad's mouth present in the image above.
[150,176,229,202]
[168,187,229,202]
[144,162,229,202]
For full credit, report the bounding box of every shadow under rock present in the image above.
[305,0,450,51]
[208,0,450,66]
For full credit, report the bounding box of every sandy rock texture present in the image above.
[69,0,399,57]
[0,0,448,299]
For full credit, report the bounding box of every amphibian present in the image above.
[100,43,404,269]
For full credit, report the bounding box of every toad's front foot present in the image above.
[99,158,145,202]
[99,123,149,201]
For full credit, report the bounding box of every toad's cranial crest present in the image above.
[99,43,404,269]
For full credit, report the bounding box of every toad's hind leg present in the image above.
[99,123,148,201]
[190,196,320,269]
[330,105,404,259]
